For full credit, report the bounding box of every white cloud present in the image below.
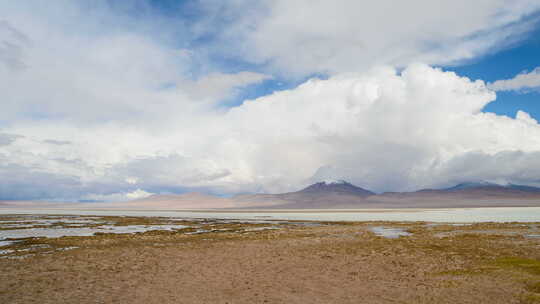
[125,177,138,185]
[80,189,153,202]
[204,64,540,193]
[6,64,540,198]
[517,110,539,124]
[0,2,269,127]
[208,0,540,76]
[488,67,540,91]
[2,2,540,200]
[0,133,23,146]
[126,189,153,199]
[178,71,272,103]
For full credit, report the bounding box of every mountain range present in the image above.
[2,180,540,209]
[118,180,540,209]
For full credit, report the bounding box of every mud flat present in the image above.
[1,214,540,303]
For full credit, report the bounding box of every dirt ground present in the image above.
[1,217,540,303]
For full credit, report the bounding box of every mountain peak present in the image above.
[299,180,375,196]
[321,179,348,185]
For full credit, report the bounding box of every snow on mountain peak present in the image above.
[321,179,347,185]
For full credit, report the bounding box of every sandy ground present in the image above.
[1,216,540,303]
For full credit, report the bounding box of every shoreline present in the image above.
[1,206,540,223]
[2,205,540,212]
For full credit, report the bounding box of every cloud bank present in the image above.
[1,1,540,200]
[4,64,540,199]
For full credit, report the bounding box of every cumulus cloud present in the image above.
[207,64,540,192]
[206,0,540,75]
[432,150,540,188]
[6,64,540,198]
[2,1,540,200]
[488,67,540,92]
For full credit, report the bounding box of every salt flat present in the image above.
[1,207,540,222]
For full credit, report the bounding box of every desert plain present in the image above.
[1,213,540,303]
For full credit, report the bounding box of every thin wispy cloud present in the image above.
[205,0,540,76]
[489,67,540,92]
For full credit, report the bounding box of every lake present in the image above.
[1,207,539,222]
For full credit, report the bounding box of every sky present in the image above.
[2,0,540,201]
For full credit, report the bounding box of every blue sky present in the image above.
[141,0,540,119]
[2,1,540,201]
[102,0,540,117]
[247,21,540,120]
[452,24,540,119]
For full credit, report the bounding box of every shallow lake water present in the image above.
[0,241,17,247]
[1,207,539,223]
[0,224,188,241]
[369,227,412,238]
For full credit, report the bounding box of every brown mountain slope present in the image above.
[232,180,377,209]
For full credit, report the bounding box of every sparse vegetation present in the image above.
[1,215,539,303]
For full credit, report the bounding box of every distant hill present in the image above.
[75,192,238,210]
[101,181,540,209]
[385,182,540,199]
[4,180,539,210]
[298,180,375,196]
[233,180,376,209]
[234,180,540,209]
[443,182,540,193]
